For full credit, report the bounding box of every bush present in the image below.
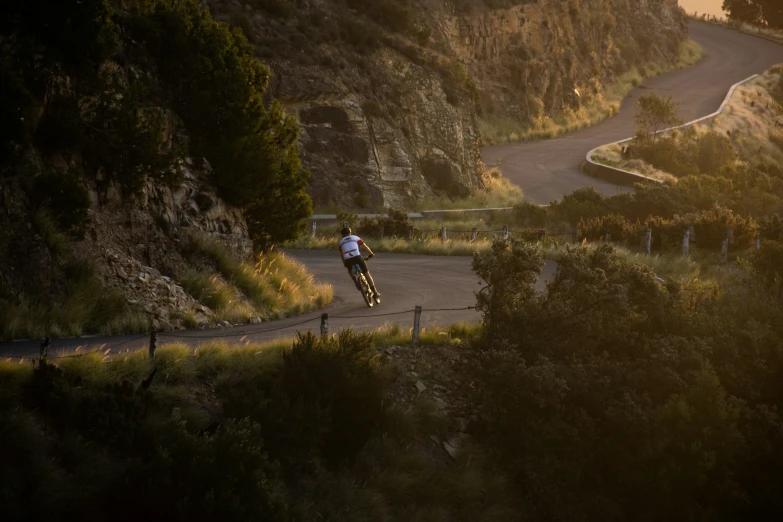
[578,214,643,242]
[217,330,388,471]
[358,207,411,238]
[512,201,547,228]
[751,240,783,297]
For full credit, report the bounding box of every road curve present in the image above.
[0,251,557,358]
[482,20,783,205]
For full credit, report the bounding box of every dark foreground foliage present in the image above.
[471,238,783,521]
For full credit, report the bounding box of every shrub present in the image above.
[578,214,643,242]
[751,240,783,297]
[358,207,411,238]
[512,201,547,228]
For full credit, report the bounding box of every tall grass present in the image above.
[480,40,704,145]
[412,167,524,211]
[184,233,333,321]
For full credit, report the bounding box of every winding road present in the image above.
[482,21,783,205]
[0,252,555,358]
[2,20,782,358]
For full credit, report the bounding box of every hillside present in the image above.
[206,0,689,210]
[0,0,325,339]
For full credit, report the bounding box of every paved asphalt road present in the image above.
[0,251,557,358]
[482,20,783,205]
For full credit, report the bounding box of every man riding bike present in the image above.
[339,227,380,301]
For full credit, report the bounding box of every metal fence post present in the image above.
[408,226,414,241]
[682,230,690,256]
[311,221,317,238]
[502,225,509,240]
[471,228,478,243]
[441,226,447,244]
[149,330,157,359]
[644,228,652,255]
[412,306,422,345]
[320,313,329,337]
[755,235,761,249]
[721,238,729,263]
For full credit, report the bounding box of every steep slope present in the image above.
[208,0,687,209]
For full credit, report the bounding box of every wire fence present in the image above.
[0,306,477,362]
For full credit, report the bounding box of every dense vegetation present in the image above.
[470,239,783,520]
[723,0,783,28]
[1,0,310,246]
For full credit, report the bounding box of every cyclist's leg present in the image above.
[359,258,378,295]
[346,257,362,290]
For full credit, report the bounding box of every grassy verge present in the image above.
[0,326,516,522]
[480,39,704,145]
[183,233,333,322]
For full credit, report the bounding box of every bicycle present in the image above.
[350,255,379,307]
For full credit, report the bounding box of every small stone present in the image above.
[116,267,129,280]
[222,320,231,327]
[249,316,262,324]
[410,371,419,377]
[415,381,426,393]
[385,347,394,355]
[159,320,174,331]
[442,440,458,460]
[196,314,208,325]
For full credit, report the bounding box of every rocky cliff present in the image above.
[208,0,687,210]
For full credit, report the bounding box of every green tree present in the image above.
[634,93,682,145]
[126,0,311,247]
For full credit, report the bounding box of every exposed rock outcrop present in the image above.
[208,0,688,210]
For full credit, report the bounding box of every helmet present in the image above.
[341,227,351,236]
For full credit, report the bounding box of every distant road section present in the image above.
[482,21,783,205]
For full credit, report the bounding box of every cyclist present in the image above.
[339,227,380,301]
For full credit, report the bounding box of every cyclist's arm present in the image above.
[360,242,374,256]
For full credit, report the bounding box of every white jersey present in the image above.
[339,235,364,260]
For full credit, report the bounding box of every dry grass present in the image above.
[591,145,678,182]
[480,40,704,145]
[183,233,333,323]
[412,166,524,211]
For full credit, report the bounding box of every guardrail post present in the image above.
[311,221,317,238]
[408,226,414,241]
[441,226,447,244]
[39,336,50,359]
[682,230,690,256]
[502,225,509,240]
[727,228,734,245]
[755,235,761,249]
[320,313,328,337]
[721,238,729,263]
[412,306,422,345]
[149,330,157,359]
[471,228,478,243]
[644,228,652,255]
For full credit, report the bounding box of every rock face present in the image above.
[208,0,687,210]
[446,0,688,122]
